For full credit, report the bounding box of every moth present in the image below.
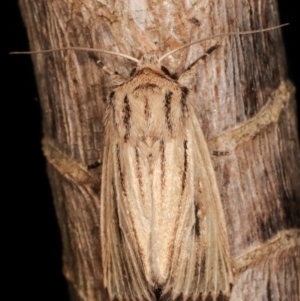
[11,23,287,301]
[98,44,233,301]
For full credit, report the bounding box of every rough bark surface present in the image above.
[19,0,300,300]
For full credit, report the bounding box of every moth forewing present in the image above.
[161,107,233,300]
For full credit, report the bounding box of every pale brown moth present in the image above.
[11,23,288,301]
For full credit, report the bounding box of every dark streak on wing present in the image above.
[180,87,189,115]
[181,140,188,195]
[109,91,115,103]
[266,279,272,301]
[112,180,124,241]
[173,292,184,301]
[160,140,165,191]
[135,146,145,203]
[200,255,206,282]
[123,95,131,141]
[165,91,173,132]
[116,144,127,197]
[194,204,201,237]
[144,97,150,121]
[216,291,230,301]
[224,257,232,284]
[205,292,214,301]
[109,91,116,126]
[160,290,171,301]
[154,286,163,300]
[212,150,230,156]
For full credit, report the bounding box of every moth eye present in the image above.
[161,66,178,80]
[161,66,171,76]
[130,68,137,77]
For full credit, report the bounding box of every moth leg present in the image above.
[178,45,220,85]
[88,52,127,85]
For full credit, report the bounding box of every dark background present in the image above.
[5,1,299,301]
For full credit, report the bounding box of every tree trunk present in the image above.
[18,0,300,300]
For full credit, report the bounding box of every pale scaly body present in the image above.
[100,51,232,301]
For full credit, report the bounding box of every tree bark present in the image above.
[18,0,300,300]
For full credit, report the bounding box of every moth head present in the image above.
[134,53,167,75]
[127,54,173,78]
[139,54,159,65]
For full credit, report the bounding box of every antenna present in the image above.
[10,24,288,64]
[10,47,139,63]
[158,23,289,62]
